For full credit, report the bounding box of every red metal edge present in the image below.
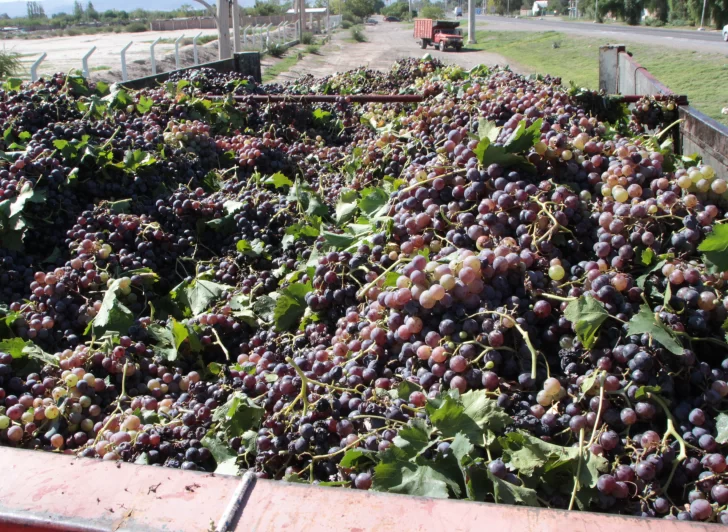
[0,446,722,532]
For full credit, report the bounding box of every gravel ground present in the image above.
[270,21,523,84]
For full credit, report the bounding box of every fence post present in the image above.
[265,23,272,48]
[81,46,96,78]
[150,37,161,76]
[192,32,203,65]
[30,52,47,82]
[174,33,185,70]
[120,41,133,82]
[243,25,251,47]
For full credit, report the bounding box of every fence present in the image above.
[599,44,728,175]
[150,14,331,32]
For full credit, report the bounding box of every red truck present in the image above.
[414,18,463,51]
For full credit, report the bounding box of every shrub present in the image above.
[300,31,314,44]
[644,17,665,26]
[124,22,148,33]
[351,27,367,42]
[0,49,20,79]
[419,5,445,19]
[305,44,320,54]
[267,42,287,57]
[341,20,352,28]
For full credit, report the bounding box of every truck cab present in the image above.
[414,19,464,51]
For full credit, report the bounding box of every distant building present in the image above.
[532,1,548,15]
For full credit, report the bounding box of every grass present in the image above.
[351,27,367,42]
[262,51,304,83]
[0,49,21,79]
[470,30,728,124]
[305,44,321,55]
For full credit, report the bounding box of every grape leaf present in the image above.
[358,187,389,219]
[201,434,239,475]
[640,248,655,266]
[563,295,608,349]
[136,95,154,114]
[504,118,543,154]
[282,223,320,248]
[426,390,511,446]
[212,392,264,438]
[372,453,451,498]
[716,413,728,444]
[252,296,276,323]
[236,239,268,258]
[699,224,728,273]
[477,118,501,142]
[335,188,359,225]
[170,279,229,317]
[272,282,312,331]
[390,379,422,400]
[339,448,376,468]
[392,419,435,458]
[0,338,29,359]
[487,469,540,506]
[89,279,135,335]
[627,305,683,355]
[264,172,293,189]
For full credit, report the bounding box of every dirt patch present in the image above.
[270,21,525,84]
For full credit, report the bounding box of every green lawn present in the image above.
[470,30,728,124]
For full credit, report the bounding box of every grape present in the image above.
[689,499,712,521]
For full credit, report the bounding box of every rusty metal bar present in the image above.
[206,94,425,103]
[616,94,689,105]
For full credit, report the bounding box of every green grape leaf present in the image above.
[699,225,728,273]
[335,188,359,225]
[563,295,609,349]
[372,453,451,499]
[264,172,293,189]
[89,279,135,335]
[273,282,312,331]
[487,469,540,506]
[201,434,239,475]
[212,392,264,438]
[392,419,435,459]
[170,278,229,317]
[478,118,501,142]
[504,118,543,154]
[358,187,389,219]
[627,305,683,355]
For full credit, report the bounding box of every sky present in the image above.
[0,0,261,18]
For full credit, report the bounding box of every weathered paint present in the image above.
[0,447,722,532]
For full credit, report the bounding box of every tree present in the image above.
[420,4,445,17]
[27,1,46,19]
[86,2,99,20]
[344,0,378,20]
[73,0,84,18]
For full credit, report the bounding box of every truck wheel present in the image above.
[455,44,462,51]
[420,39,427,49]
[439,41,446,51]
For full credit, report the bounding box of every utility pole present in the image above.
[699,0,707,29]
[468,0,476,43]
[218,0,231,59]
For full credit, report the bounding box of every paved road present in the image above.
[477,15,728,54]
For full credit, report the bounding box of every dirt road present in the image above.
[270,22,523,84]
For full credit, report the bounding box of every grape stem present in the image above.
[568,427,585,511]
[211,328,230,361]
[487,310,540,380]
[92,362,129,446]
[586,375,605,448]
[539,292,576,303]
[356,258,405,299]
[284,356,310,417]
[647,392,687,494]
[398,168,466,195]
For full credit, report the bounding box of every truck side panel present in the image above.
[413,18,433,39]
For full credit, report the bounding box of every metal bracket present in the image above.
[30,52,46,82]
[150,37,161,75]
[81,46,96,78]
[214,471,256,532]
[174,33,186,70]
